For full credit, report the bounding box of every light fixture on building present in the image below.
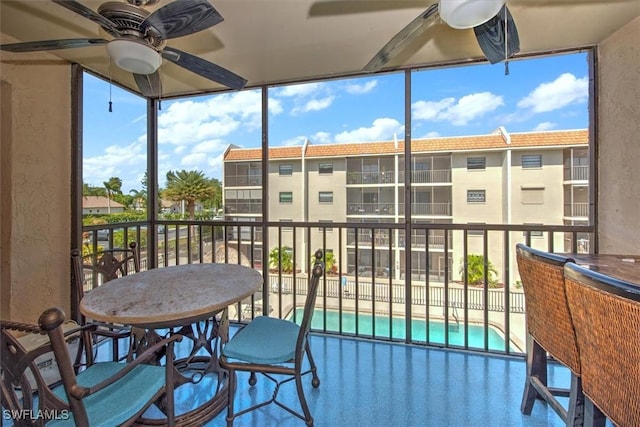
[106,39,161,75]
[439,0,505,29]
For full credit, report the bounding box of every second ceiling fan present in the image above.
[364,0,520,73]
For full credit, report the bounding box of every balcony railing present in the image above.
[347,203,394,215]
[347,171,395,184]
[81,220,594,356]
[564,165,589,181]
[224,175,262,186]
[564,202,589,217]
[397,202,451,216]
[398,169,452,184]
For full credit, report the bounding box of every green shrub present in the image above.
[460,254,498,287]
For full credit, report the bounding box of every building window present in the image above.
[279,164,293,176]
[521,186,545,204]
[319,220,333,232]
[319,191,334,203]
[280,219,293,231]
[522,154,542,169]
[319,163,333,174]
[279,192,293,203]
[467,157,486,170]
[467,190,486,203]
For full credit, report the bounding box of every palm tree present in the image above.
[163,170,218,220]
[103,176,123,214]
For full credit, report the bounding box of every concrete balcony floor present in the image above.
[198,329,577,427]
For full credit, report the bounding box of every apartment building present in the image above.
[222,128,589,283]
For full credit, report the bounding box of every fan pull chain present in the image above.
[504,6,509,76]
[158,68,162,110]
[108,58,113,112]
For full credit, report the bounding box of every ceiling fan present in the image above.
[364,0,520,72]
[310,0,520,73]
[0,0,248,97]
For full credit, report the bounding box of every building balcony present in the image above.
[563,165,589,182]
[398,169,452,184]
[564,202,589,218]
[347,171,395,185]
[397,202,452,216]
[224,175,263,187]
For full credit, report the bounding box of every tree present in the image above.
[162,170,217,220]
[459,254,498,287]
[269,247,293,273]
[311,251,336,274]
[103,176,123,214]
[83,182,106,197]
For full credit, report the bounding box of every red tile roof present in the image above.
[224,129,588,161]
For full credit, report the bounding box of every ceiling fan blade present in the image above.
[134,71,162,98]
[52,0,121,37]
[474,5,520,64]
[162,47,247,90]
[364,3,439,72]
[142,0,224,40]
[0,38,107,53]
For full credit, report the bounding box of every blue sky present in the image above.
[83,52,589,192]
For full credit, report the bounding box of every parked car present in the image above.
[97,229,110,241]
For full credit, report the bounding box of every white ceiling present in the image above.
[1,0,639,98]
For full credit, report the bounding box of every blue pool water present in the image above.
[289,308,514,351]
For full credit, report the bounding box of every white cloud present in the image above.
[533,122,557,131]
[413,98,456,121]
[420,131,441,139]
[268,97,284,115]
[281,135,307,146]
[277,82,324,97]
[83,140,146,189]
[334,118,403,143]
[345,80,378,94]
[181,152,207,166]
[518,73,588,113]
[292,96,335,115]
[412,92,504,126]
[192,139,226,153]
[311,131,332,144]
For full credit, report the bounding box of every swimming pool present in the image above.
[288,308,515,352]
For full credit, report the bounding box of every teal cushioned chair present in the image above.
[220,249,325,426]
[0,307,180,427]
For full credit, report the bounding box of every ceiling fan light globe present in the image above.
[106,39,161,75]
[439,0,505,29]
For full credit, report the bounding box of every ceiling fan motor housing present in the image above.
[439,0,506,29]
[106,39,161,74]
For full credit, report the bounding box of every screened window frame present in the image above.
[318,191,334,203]
[319,163,334,175]
[467,190,486,203]
[522,154,543,169]
[279,192,293,203]
[279,164,293,176]
[467,157,486,170]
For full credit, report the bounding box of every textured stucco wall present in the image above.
[0,33,72,322]
[597,17,640,254]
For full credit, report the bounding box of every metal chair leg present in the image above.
[226,368,237,427]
